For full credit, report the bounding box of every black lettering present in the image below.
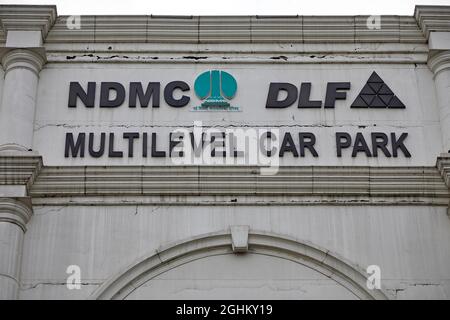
[279,132,299,157]
[65,132,85,157]
[391,132,411,157]
[211,132,225,157]
[129,82,160,108]
[108,133,123,157]
[371,132,391,157]
[88,132,105,157]
[164,81,190,107]
[143,132,148,158]
[325,82,350,108]
[298,83,321,108]
[352,133,372,157]
[266,83,298,108]
[151,132,166,157]
[123,132,139,157]
[68,82,95,108]
[336,132,351,157]
[228,133,244,158]
[299,132,318,157]
[100,82,126,108]
[189,132,205,157]
[260,131,276,157]
[169,132,184,157]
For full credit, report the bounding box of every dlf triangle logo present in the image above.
[351,71,405,109]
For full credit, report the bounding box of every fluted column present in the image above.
[0,4,57,300]
[428,51,450,153]
[0,49,45,151]
[0,198,32,299]
[429,49,450,219]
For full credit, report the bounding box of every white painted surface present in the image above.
[126,254,358,300]
[19,205,450,299]
[1,5,449,301]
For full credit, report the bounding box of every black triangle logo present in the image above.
[351,72,405,109]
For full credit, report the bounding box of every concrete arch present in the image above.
[90,229,390,300]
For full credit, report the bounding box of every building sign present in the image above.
[63,70,411,162]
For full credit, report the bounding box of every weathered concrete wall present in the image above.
[19,205,450,299]
[1,5,450,300]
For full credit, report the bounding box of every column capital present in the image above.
[426,31,450,77]
[428,50,450,77]
[0,5,57,42]
[0,197,33,232]
[1,48,46,76]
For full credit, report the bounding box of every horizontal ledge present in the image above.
[31,195,449,206]
[29,165,450,204]
[44,53,428,65]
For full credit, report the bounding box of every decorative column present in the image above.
[0,4,56,300]
[0,49,45,151]
[415,6,450,153]
[0,198,32,299]
[428,36,450,216]
[416,5,450,217]
[428,49,450,153]
[0,4,56,150]
[0,25,46,302]
[0,153,42,299]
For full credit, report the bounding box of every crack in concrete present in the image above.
[21,281,101,290]
[35,205,69,216]
[34,123,420,131]
[155,250,163,264]
[0,273,20,285]
[387,282,443,298]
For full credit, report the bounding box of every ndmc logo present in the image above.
[193,70,239,111]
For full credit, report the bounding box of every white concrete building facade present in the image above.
[0,4,450,300]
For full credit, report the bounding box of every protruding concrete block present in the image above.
[230,225,249,253]
[429,32,450,50]
[0,186,27,198]
[6,30,43,48]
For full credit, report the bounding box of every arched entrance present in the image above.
[90,230,389,300]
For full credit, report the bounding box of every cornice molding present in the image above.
[0,5,57,44]
[5,5,449,47]
[0,151,43,192]
[30,165,449,206]
[0,197,33,232]
[3,5,450,46]
[415,5,450,39]
[44,14,425,44]
[436,153,450,188]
